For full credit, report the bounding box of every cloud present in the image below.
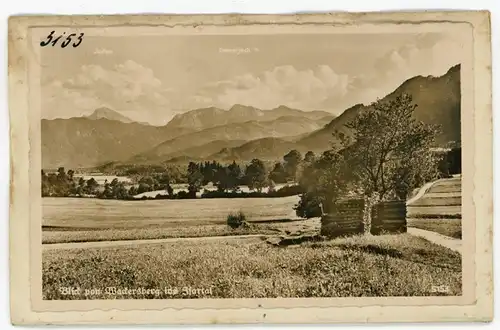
[189,34,463,114]
[93,48,113,55]
[345,33,464,106]
[42,80,104,119]
[194,65,350,112]
[42,60,175,124]
[43,33,465,122]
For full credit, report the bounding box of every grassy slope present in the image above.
[407,177,462,239]
[43,234,461,299]
[408,219,462,239]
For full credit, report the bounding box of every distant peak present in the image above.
[91,107,115,115]
[191,106,223,113]
[273,105,292,110]
[230,103,246,108]
[87,107,133,123]
[229,104,256,111]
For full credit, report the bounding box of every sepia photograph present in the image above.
[8,11,492,324]
[39,27,465,300]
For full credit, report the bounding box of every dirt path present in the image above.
[407,227,462,253]
[406,176,462,253]
[406,179,440,205]
[42,234,267,251]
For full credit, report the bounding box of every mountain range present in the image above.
[41,64,461,168]
[130,115,334,164]
[165,104,333,130]
[42,106,334,168]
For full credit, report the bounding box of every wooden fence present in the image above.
[370,201,407,235]
[320,199,407,238]
[320,199,365,238]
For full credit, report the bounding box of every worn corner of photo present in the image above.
[7,11,493,325]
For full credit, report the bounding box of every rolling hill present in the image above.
[207,138,299,162]
[162,139,247,161]
[41,118,193,169]
[129,115,333,164]
[297,64,461,152]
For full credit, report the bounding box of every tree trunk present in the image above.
[363,192,380,234]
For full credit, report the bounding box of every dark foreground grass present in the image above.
[42,234,461,299]
[408,219,462,239]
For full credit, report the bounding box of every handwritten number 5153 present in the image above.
[40,31,84,48]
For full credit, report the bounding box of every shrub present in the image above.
[226,211,248,229]
[176,190,192,199]
[294,192,322,218]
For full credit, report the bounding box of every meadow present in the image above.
[407,219,462,239]
[43,196,300,229]
[42,233,462,299]
[42,196,307,243]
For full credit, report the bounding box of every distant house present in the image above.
[433,146,461,175]
[87,172,104,176]
[430,147,452,153]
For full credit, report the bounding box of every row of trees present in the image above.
[97,176,176,200]
[185,152,316,196]
[41,170,176,199]
[269,150,315,184]
[41,168,99,197]
[42,157,294,199]
[186,159,267,195]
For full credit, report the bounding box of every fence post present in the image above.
[371,200,407,235]
[320,199,365,238]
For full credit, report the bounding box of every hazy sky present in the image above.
[41,32,465,125]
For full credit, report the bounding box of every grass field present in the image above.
[42,196,301,230]
[42,219,321,244]
[42,224,274,244]
[42,233,461,299]
[42,196,317,244]
[407,206,461,218]
[407,219,462,239]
